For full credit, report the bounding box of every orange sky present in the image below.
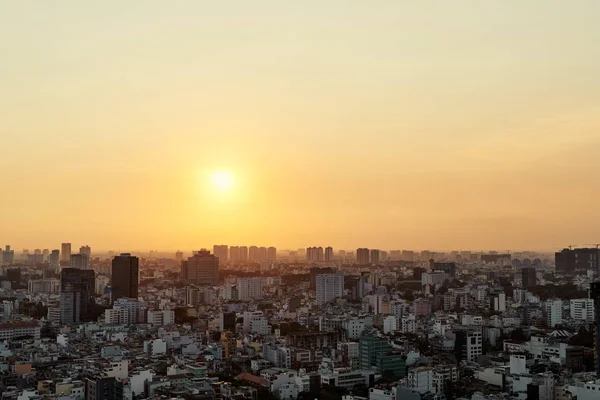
[2,1,600,252]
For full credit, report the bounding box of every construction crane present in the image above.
[568,244,600,250]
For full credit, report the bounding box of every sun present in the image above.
[210,171,234,191]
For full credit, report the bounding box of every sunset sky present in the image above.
[2,1,600,252]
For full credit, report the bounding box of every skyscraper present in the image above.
[79,245,91,258]
[42,249,49,262]
[86,376,116,400]
[267,246,277,261]
[316,273,344,305]
[307,247,324,263]
[249,246,259,262]
[238,277,265,301]
[1,245,14,265]
[357,248,370,265]
[590,281,600,376]
[522,267,537,289]
[213,245,229,265]
[61,243,72,263]
[240,246,248,262]
[70,253,90,269]
[60,267,95,324]
[555,247,600,275]
[325,247,334,263]
[111,254,139,304]
[175,250,183,266]
[370,249,380,265]
[181,250,219,285]
[49,249,60,268]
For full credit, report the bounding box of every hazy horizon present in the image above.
[2,1,600,251]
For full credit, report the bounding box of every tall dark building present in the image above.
[522,267,537,289]
[181,250,219,285]
[555,248,600,275]
[590,281,600,376]
[433,262,457,278]
[356,248,370,265]
[412,267,425,281]
[86,376,116,400]
[111,253,139,304]
[60,268,95,324]
[6,268,21,289]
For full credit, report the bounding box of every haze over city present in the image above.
[2,1,600,251]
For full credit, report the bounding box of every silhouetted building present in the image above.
[79,245,91,258]
[111,254,139,304]
[70,253,90,269]
[412,267,425,281]
[213,245,229,265]
[182,250,219,285]
[324,247,334,262]
[267,246,277,261]
[220,312,236,332]
[370,249,380,265]
[555,248,600,275]
[307,247,324,263]
[49,249,60,268]
[357,248,370,265]
[434,262,457,278]
[86,376,116,400]
[522,267,537,289]
[590,281,600,376]
[60,268,95,324]
[6,268,21,289]
[229,246,240,263]
[61,243,72,263]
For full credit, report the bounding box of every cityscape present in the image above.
[0,244,599,400]
[3,2,600,400]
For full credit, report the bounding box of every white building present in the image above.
[243,311,270,335]
[144,339,167,356]
[570,299,594,321]
[0,322,40,340]
[28,279,60,294]
[105,360,129,379]
[465,331,483,362]
[421,272,448,286]
[545,299,563,328]
[238,277,264,301]
[383,316,397,334]
[105,307,129,325]
[316,274,344,305]
[407,367,434,394]
[321,369,371,390]
[147,310,175,326]
[114,298,146,324]
[493,293,506,312]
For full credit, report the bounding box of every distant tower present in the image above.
[357,248,370,265]
[70,253,90,269]
[182,250,219,285]
[60,268,95,324]
[213,245,229,266]
[267,247,277,261]
[111,253,139,304]
[79,245,91,258]
[324,247,334,263]
[61,243,72,263]
[370,249,380,265]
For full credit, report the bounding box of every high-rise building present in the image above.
[590,281,600,376]
[61,243,72,263]
[240,246,248,262]
[49,249,60,268]
[238,277,264,301]
[86,376,116,400]
[267,247,277,261]
[42,249,50,262]
[316,274,344,305]
[1,245,14,265]
[181,250,219,285]
[213,245,229,266]
[307,247,324,263]
[60,267,95,324]
[6,268,21,289]
[70,253,90,269]
[249,246,259,262]
[357,248,370,265]
[79,245,91,258]
[229,246,240,263]
[522,267,537,289]
[220,312,237,332]
[310,266,335,290]
[370,249,380,265]
[433,262,457,278]
[570,298,594,321]
[556,248,600,275]
[545,299,563,328]
[111,254,139,304]
[325,247,334,263]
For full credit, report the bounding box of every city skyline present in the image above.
[3,2,600,251]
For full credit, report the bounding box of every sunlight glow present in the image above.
[210,171,234,191]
